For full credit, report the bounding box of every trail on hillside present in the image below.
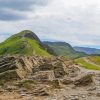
[74,64,100,74]
[83,57,100,68]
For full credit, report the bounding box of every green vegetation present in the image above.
[88,56,100,65]
[75,58,100,70]
[44,42,86,59]
[0,30,50,56]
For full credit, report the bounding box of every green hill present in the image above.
[0,30,54,56]
[44,42,86,59]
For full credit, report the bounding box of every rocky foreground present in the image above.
[0,56,100,100]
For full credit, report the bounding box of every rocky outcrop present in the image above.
[0,56,100,100]
[0,56,16,73]
[33,87,49,96]
[0,56,68,81]
[74,74,93,86]
[0,56,39,80]
[60,78,73,85]
[0,57,19,80]
[0,56,95,87]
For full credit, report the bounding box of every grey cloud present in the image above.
[0,0,48,11]
[0,0,49,21]
[0,0,100,48]
[0,9,27,21]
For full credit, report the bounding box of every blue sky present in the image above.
[0,0,100,49]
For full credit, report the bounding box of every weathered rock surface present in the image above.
[60,78,73,85]
[0,56,69,80]
[0,56,100,100]
[74,74,93,86]
[33,87,49,96]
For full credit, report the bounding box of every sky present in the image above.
[0,0,100,48]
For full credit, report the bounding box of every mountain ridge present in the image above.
[44,41,86,58]
[0,30,55,56]
[74,46,100,55]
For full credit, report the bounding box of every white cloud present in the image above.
[0,0,100,48]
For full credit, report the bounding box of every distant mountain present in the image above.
[0,30,55,56]
[44,42,86,58]
[74,47,100,55]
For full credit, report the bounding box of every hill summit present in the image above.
[17,30,41,42]
[0,30,54,56]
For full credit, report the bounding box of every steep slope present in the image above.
[44,42,86,58]
[74,47,100,55]
[0,30,54,56]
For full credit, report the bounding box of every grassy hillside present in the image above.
[44,42,86,59]
[0,30,50,56]
[75,58,100,70]
[88,56,100,65]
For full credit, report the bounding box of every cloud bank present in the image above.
[0,0,100,48]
